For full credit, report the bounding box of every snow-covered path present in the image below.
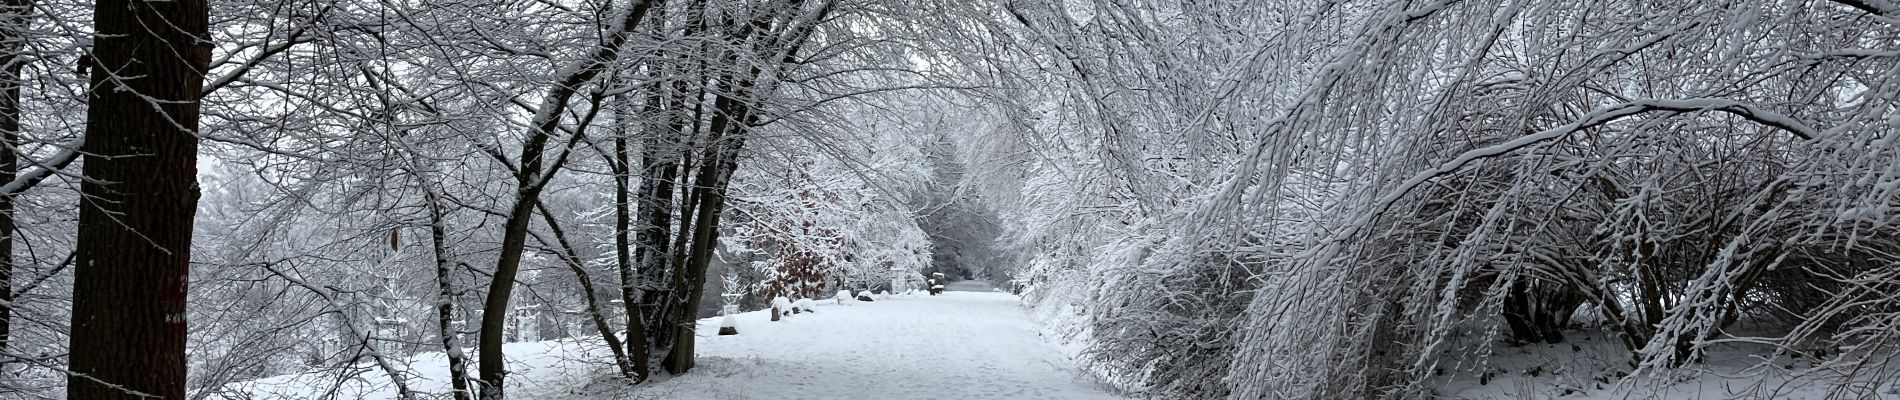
[629,291,1122,399]
[214,291,1118,400]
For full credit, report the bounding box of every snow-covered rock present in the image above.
[771,297,793,321]
[718,315,738,335]
[856,290,875,302]
[835,289,852,304]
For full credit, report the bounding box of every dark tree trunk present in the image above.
[642,33,706,362]
[651,0,830,374]
[663,89,751,374]
[0,0,27,358]
[68,0,208,397]
[478,192,542,400]
[650,149,697,361]
[477,3,657,398]
[617,5,689,372]
[614,94,653,380]
[648,114,701,359]
[630,69,693,370]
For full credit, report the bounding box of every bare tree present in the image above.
[0,0,31,360]
[473,0,656,397]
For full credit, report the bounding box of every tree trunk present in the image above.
[631,76,692,370]
[476,3,658,397]
[0,0,27,359]
[477,194,538,400]
[532,200,635,379]
[651,0,828,373]
[663,89,751,374]
[650,4,711,355]
[642,43,705,363]
[425,187,473,400]
[613,94,653,380]
[651,151,696,361]
[68,0,208,397]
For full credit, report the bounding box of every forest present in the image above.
[0,0,1896,399]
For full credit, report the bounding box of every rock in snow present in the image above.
[771,297,793,321]
[718,315,738,335]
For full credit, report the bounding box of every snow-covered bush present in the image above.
[725,149,933,305]
[966,0,1900,398]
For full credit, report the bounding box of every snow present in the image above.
[1433,331,1899,399]
[627,291,1121,399]
[210,339,603,400]
[212,292,1121,400]
[943,280,995,292]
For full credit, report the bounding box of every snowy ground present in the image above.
[1433,329,1900,399]
[213,289,1122,400]
[624,290,1122,399]
[942,280,998,292]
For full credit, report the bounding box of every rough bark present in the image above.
[67,0,208,397]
